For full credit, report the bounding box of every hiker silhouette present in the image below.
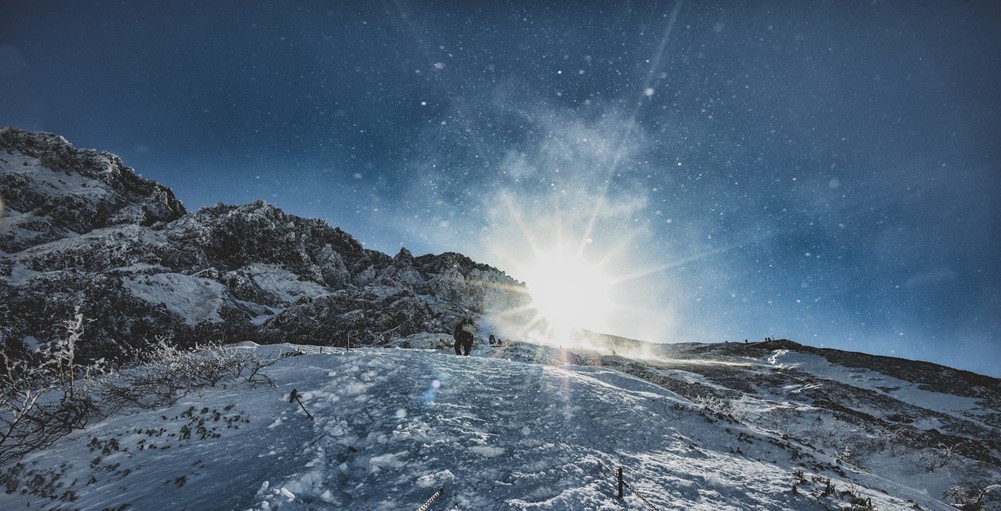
[452,317,475,356]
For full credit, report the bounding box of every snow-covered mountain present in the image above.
[2,127,999,509]
[0,127,530,362]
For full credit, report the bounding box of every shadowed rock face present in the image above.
[0,128,529,362]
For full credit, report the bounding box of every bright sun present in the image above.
[521,249,615,334]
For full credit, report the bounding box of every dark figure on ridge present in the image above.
[453,317,475,356]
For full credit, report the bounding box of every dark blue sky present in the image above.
[2,1,999,375]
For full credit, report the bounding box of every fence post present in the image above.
[617,467,624,499]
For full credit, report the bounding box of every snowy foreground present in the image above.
[2,344,968,511]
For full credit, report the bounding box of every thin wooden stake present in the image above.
[617,467,624,499]
[288,388,314,420]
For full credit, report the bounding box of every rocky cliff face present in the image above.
[0,128,185,252]
[0,127,530,362]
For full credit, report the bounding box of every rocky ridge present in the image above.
[0,127,529,362]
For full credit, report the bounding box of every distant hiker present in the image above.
[453,317,475,356]
[488,334,496,345]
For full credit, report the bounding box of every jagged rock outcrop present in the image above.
[0,127,530,362]
[0,127,185,252]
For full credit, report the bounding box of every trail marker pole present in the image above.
[617,467,624,499]
[288,388,314,420]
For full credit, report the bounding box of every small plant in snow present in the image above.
[837,443,870,472]
[792,468,808,484]
[820,477,836,498]
[945,482,1001,511]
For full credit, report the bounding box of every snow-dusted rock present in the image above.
[0,127,184,252]
[0,128,529,362]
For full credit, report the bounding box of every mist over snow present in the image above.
[399,101,676,343]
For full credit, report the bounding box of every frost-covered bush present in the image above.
[945,482,1001,511]
[692,393,739,421]
[0,309,102,466]
[96,338,276,413]
[1,312,276,466]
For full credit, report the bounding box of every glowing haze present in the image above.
[1,1,998,375]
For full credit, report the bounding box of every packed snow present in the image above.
[1,343,966,511]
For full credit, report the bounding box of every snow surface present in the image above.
[763,349,987,429]
[237,263,329,303]
[1,344,960,511]
[122,273,228,325]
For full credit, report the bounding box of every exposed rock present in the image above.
[0,127,185,252]
[0,128,530,362]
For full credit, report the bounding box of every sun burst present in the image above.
[521,248,615,335]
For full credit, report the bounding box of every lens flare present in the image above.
[522,249,615,334]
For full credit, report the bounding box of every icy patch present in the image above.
[415,470,454,488]
[369,451,409,469]
[5,262,35,286]
[22,336,40,352]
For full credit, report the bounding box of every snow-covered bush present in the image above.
[0,309,102,466]
[1,312,276,466]
[96,338,276,413]
[944,482,1001,511]
[692,393,738,421]
[916,442,957,473]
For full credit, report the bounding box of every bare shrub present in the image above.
[916,442,956,473]
[0,309,102,466]
[2,312,278,466]
[96,338,276,413]
[946,484,984,510]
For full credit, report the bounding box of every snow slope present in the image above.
[1,345,963,511]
